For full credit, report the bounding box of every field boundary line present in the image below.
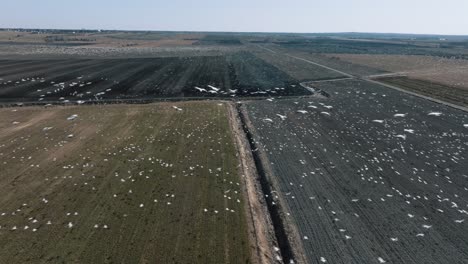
[365,78,468,112]
[227,103,278,264]
[284,54,354,78]
[238,103,308,264]
[277,49,468,113]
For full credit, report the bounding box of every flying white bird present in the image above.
[263,118,274,122]
[276,114,287,120]
[404,129,415,134]
[208,85,220,91]
[172,106,182,111]
[428,112,442,116]
[395,134,407,140]
[372,120,384,123]
[297,110,308,114]
[194,87,207,92]
[464,124,468,128]
[394,113,407,117]
[320,112,331,116]
[455,219,465,223]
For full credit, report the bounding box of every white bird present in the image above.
[208,90,218,94]
[228,89,237,93]
[194,87,207,92]
[320,257,327,263]
[395,134,407,140]
[320,112,331,116]
[208,85,220,91]
[404,129,415,134]
[67,222,73,228]
[263,118,274,123]
[455,219,465,223]
[276,114,287,120]
[378,257,386,263]
[67,114,78,121]
[464,124,468,128]
[394,113,407,117]
[308,105,318,109]
[172,106,182,111]
[297,110,308,114]
[323,105,333,109]
[372,120,384,123]
[422,225,432,229]
[428,112,442,116]
[390,237,399,242]
[266,98,274,102]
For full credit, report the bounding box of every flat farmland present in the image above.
[327,54,468,89]
[252,49,345,81]
[269,48,386,77]
[376,76,468,107]
[0,51,310,103]
[0,102,251,263]
[244,79,468,263]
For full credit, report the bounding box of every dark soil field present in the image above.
[0,52,310,103]
[0,102,251,263]
[252,49,345,81]
[244,79,468,263]
[376,76,468,107]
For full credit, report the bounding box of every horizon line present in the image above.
[1,27,467,37]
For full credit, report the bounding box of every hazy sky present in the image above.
[1,0,467,35]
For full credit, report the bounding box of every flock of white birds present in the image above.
[0,103,250,263]
[247,79,468,263]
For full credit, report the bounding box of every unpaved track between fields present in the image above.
[258,44,468,113]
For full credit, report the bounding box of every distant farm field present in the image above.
[0,102,251,263]
[326,54,468,88]
[376,76,468,107]
[0,51,309,103]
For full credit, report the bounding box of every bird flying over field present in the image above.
[208,85,220,92]
[276,114,287,120]
[194,86,207,92]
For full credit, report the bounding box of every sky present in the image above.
[1,0,467,35]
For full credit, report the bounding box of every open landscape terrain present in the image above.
[1,29,468,263]
[0,102,253,263]
[244,79,468,263]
